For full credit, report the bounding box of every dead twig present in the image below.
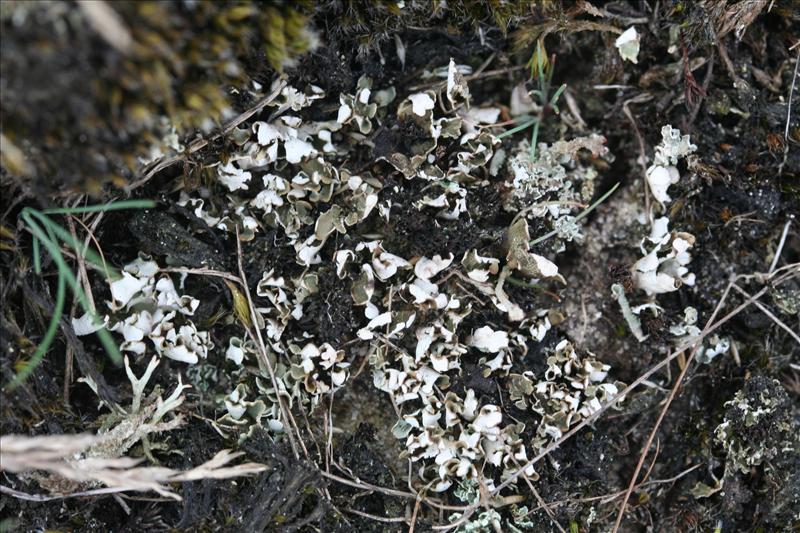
[234,227,302,460]
[731,283,800,346]
[611,275,738,531]
[128,79,287,191]
[525,463,702,516]
[785,50,799,143]
[512,457,566,533]
[769,220,792,273]
[409,492,424,533]
[723,210,765,228]
[688,55,715,126]
[345,507,408,524]
[716,37,747,90]
[778,50,800,176]
[159,266,244,284]
[319,470,469,512]
[622,93,654,221]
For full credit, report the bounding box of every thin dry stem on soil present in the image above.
[235,227,304,460]
[769,220,792,273]
[129,79,287,191]
[525,462,703,515]
[776,46,797,181]
[611,275,735,531]
[731,283,800,346]
[344,507,408,523]
[512,457,567,533]
[622,93,654,222]
[159,267,244,284]
[318,470,469,513]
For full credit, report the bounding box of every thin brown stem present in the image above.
[234,227,301,460]
[128,79,287,190]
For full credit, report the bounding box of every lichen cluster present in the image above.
[76,57,633,496]
[714,376,796,475]
[3,1,799,531]
[611,124,730,359]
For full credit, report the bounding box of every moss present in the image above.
[0,1,315,193]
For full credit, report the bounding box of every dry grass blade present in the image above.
[76,0,133,54]
[0,434,266,501]
[0,484,136,502]
[169,449,267,482]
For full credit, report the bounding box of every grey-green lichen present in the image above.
[714,376,796,474]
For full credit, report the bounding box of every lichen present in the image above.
[714,377,796,474]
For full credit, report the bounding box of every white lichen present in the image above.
[615,27,641,64]
[92,257,213,364]
[633,217,696,295]
[645,125,697,204]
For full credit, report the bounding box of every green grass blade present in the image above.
[549,83,567,106]
[529,89,545,101]
[530,182,620,247]
[546,63,555,85]
[505,276,542,290]
[7,239,67,390]
[32,234,41,274]
[26,210,119,280]
[42,199,156,215]
[21,213,123,368]
[498,118,538,139]
[94,327,122,365]
[573,182,620,223]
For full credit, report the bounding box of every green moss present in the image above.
[0,1,315,193]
